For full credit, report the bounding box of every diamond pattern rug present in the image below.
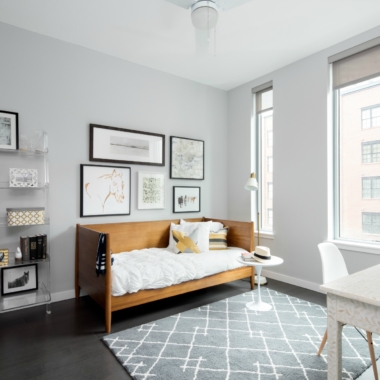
[103,288,379,379]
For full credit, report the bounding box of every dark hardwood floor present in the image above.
[0,279,327,380]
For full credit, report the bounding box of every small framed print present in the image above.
[173,186,201,213]
[9,168,38,187]
[0,110,19,150]
[1,264,38,296]
[138,171,165,210]
[90,124,165,166]
[80,164,131,217]
[170,136,204,180]
[0,248,9,267]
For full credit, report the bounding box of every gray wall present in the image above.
[227,25,380,291]
[0,22,228,300]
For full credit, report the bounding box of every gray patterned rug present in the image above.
[103,288,379,380]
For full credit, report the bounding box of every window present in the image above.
[362,213,380,234]
[268,209,273,227]
[362,141,380,163]
[268,182,273,199]
[362,177,380,198]
[332,41,380,243]
[253,83,273,232]
[362,105,380,129]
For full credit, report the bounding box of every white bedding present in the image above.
[111,247,248,296]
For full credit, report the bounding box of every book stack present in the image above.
[19,234,47,261]
[241,252,256,262]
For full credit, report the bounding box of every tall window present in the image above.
[332,42,380,243]
[254,85,273,232]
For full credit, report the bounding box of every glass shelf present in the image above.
[5,253,50,267]
[0,282,50,312]
[0,148,48,156]
[0,217,50,227]
[0,182,49,190]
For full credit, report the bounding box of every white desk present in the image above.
[236,255,283,311]
[320,264,380,380]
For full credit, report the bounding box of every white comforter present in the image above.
[111,247,248,296]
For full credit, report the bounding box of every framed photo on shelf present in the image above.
[0,248,9,267]
[170,136,204,180]
[90,124,165,166]
[0,110,18,151]
[138,171,165,209]
[173,186,201,213]
[9,168,38,187]
[80,164,131,217]
[1,264,38,296]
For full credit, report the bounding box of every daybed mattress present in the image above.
[111,247,248,296]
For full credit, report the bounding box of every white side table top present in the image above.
[236,255,283,268]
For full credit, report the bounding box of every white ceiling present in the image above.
[1,0,380,91]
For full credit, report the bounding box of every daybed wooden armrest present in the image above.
[75,217,255,332]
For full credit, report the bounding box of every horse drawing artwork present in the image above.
[85,169,125,213]
[8,271,29,288]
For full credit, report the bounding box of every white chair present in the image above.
[317,242,378,380]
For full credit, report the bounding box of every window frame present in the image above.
[361,104,380,129]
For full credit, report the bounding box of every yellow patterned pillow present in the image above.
[209,227,229,250]
[172,228,200,254]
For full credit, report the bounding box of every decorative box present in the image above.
[6,207,45,226]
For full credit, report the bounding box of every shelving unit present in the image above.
[0,135,51,314]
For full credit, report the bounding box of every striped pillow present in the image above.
[209,227,229,250]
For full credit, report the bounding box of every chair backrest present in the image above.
[318,242,349,284]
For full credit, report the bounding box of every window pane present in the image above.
[337,76,380,242]
[261,90,273,110]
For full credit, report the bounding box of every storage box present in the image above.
[6,207,45,226]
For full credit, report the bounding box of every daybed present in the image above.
[75,217,255,332]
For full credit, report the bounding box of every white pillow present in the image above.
[168,222,211,252]
[180,219,224,233]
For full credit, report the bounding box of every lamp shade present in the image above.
[244,173,258,191]
[191,1,218,30]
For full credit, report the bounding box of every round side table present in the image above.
[237,255,284,311]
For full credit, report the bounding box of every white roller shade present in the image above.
[332,44,380,90]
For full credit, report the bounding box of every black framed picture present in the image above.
[170,136,204,180]
[173,186,201,213]
[1,264,38,296]
[80,164,131,217]
[90,124,165,166]
[0,110,19,150]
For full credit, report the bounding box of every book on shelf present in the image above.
[20,236,30,261]
[42,234,47,259]
[36,235,43,259]
[29,236,37,260]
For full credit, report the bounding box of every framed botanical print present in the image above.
[170,136,204,180]
[0,110,18,150]
[90,124,165,166]
[80,164,131,217]
[138,171,165,209]
[173,186,201,213]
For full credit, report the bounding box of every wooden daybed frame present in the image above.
[75,217,255,332]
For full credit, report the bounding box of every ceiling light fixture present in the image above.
[191,1,219,30]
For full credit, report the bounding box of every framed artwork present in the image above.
[80,164,131,217]
[170,136,204,180]
[138,171,165,209]
[0,110,18,150]
[1,264,38,296]
[0,248,9,267]
[173,186,201,213]
[90,124,165,166]
[9,168,38,187]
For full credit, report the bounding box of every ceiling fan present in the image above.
[164,0,253,54]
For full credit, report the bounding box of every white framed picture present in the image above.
[80,164,131,217]
[138,171,165,209]
[9,168,38,187]
[0,110,18,150]
[173,186,200,213]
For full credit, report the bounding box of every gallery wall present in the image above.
[0,22,228,300]
[227,25,380,291]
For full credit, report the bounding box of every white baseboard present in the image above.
[261,269,324,294]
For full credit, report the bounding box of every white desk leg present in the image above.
[327,293,342,380]
[246,266,272,311]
